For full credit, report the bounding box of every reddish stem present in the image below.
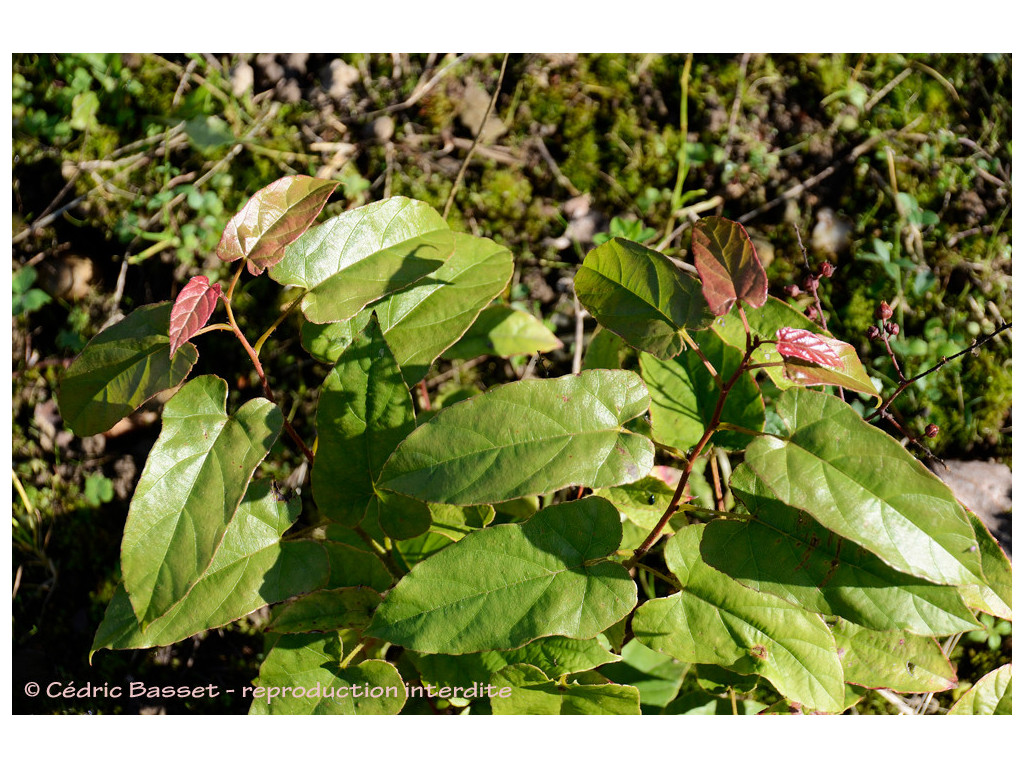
[629,337,766,565]
[221,283,315,465]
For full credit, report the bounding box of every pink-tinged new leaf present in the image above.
[169,276,223,357]
[217,175,340,276]
[776,327,846,370]
[691,217,768,316]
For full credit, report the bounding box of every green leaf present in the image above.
[428,503,495,535]
[12,266,51,315]
[393,530,459,571]
[575,237,712,359]
[367,497,636,653]
[321,525,395,592]
[490,664,641,715]
[445,305,562,360]
[379,370,654,505]
[12,288,52,315]
[410,636,619,692]
[743,388,985,587]
[184,115,235,151]
[632,525,845,713]
[957,509,1012,620]
[57,303,199,436]
[372,233,513,384]
[266,588,382,634]
[269,197,454,324]
[594,475,677,530]
[249,633,406,715]
[641,329,764,453]
[301,316,365,364]
[120,376,283,626]
[664,690,766,715]
[700,464,980,635]
[948,664,1012,715]
[691,216,767,315]
[599,639,689,707]
[92,481,328,654]
[830,619,956,693]
[290,231,512,385]
[312,315,428,538]
[711,296,878,400]
[83,473,114,507]
[217,175,339,275]
[70,90,100,131]
[582,326,631,370]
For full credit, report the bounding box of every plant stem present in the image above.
[663,54,693,241]
[868,322,1011,421]
[220,270,315,464]
[339,642,365,669]
[629,338,765,566]
[443,53,509,220]
[254,291,306,356]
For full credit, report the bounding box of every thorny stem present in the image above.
[220,260,316,465]
[868,322,1011,422]
[628,337,768,566]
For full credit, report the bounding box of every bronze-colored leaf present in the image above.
[691,216,767,316]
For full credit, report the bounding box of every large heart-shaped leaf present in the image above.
[57,303,198,436]
[490,664,641,715]
[947,664,1012,715]
[265,587,382,635]
[92,481,328,653]
[270,197,454,324]
[313,314,428,538]
[957,510,1012,620]
[444,305,562,360]
[711,296,878,399]
[120,375,283,627]
[743,388,985,587]
[410,636,620,692]
[169,275,222,357]
[372,232,513,384]
[640,329,764,453]
[249,633,406,715]
[379,370,654,505]
[830,619,957,693]
[575,237,712,359]
[631,524,846,713]
[367,497,636,654]
[700,464,980,636]
[217,175,339,275]
[691,216,767,316]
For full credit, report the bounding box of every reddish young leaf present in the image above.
[775,327,845,370]
[217,175,340,276]
[169,276,223,357]
[691,217,768,316]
